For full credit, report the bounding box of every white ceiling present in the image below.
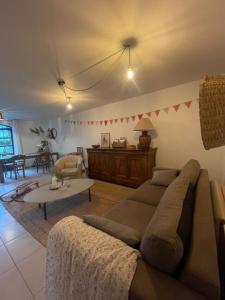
[1,0,225,120]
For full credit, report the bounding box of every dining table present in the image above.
[0,152,59,183]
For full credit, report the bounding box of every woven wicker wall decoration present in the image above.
[199,75,225,150]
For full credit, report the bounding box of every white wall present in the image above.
[47,80,225,183]
[14,120,49,166]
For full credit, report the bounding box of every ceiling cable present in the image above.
[64,48,126,92]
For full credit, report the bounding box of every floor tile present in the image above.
[0,245,14,275]
[6,234,42,263]
[0,207,15,227]
[0,220,27,243]
[0,267,32,300]
[18,247,46,294]
[35,288,45,300]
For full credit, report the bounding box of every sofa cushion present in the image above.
[140,176,191,274]
[179,160,200,186]
[61,167,79,176]
[83,215,141,247]
[151,169,178,187]
[104,199,156,236]
[129,259,207,300]
[128,180,166,206]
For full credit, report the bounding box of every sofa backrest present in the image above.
[179,170,220,300]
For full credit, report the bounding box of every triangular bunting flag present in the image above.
[146,112,151,117]
[126,117,130,122]
[100,121,103,125]
[109,120,113,124]
[91,121,94,125]
[120,118,124,123]
[87,121,90,125]
[104,120,108,126]
[114,119,118,123]
[138,114,143,120]
[163,107,169,114]
[131,115,136,121]
[173,104,180,112]
[80,121,82,125]
[155,110,160,116]
[184,100,192,108]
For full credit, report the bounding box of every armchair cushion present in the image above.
[64,161,77,168]
[61,168,79,177]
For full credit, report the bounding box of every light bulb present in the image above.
[127,66,134,79]
[67,102,72,110]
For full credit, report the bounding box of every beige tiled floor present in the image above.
[0,205,46,300]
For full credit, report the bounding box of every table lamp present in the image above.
[133,118,155,150]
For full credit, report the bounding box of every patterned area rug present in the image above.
[2,181,132,247]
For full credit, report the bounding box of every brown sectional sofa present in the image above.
[104,166,220,300]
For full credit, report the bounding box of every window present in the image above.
[0,124,14,157]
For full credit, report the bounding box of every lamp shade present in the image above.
[133,118,155,131]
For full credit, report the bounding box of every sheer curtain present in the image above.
[11,120,23,154]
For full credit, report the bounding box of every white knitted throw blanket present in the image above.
[46,216,140,300]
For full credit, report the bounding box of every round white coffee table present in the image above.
[24,178,95,220]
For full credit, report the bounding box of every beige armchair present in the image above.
[54,155,82,178]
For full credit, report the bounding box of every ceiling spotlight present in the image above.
[66,97,72,110]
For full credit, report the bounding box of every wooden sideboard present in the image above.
[87,148,157,188]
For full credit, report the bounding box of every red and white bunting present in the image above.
[155,110,160,117]
[65,99,196,126]
[184,100,192,108]
[173,104,180,112]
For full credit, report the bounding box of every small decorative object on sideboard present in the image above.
[133,118,155,151]
[112,137,127,148]
[101,133,110,148]
[92,144,100,149]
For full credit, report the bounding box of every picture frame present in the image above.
[101,133,110,148]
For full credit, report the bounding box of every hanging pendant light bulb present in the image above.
[127,66,134,79]
[127,47,134,79]
[66,97,72,110]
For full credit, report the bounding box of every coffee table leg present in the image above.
[43,203,47,220]
[88,188,91,202]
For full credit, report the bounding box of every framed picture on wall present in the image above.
[101,133,110,148]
